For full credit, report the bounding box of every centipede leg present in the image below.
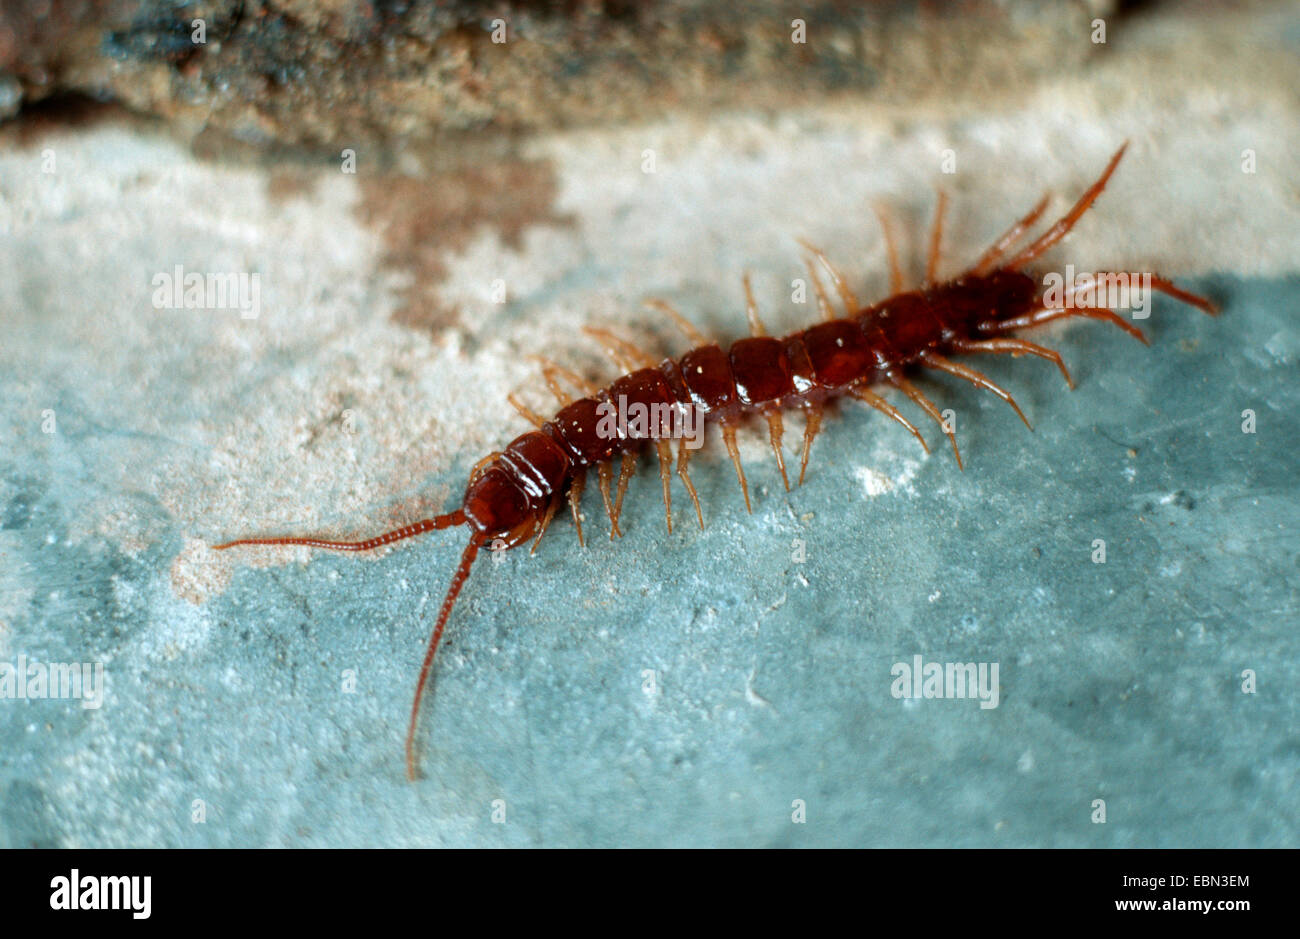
[529,500,559,556]
[984,306,1150,345]
[742,274,768,337]
[467,452,502,486]
[568,469,587,547]
[802,256,837,322]
[874,205,904,294]
[508,393,546,429]
[531,355,599,397]
[1060,271,1218,316]
[848,385,930,455]
[919,351,1032,430]
[968,193,1051,277]
[1003,143,1128,271]
[677,438,705,529]
[951,338,1075,390]
[890,374,963,470]
[654,439,674,533]
[646,298,710,345]
[532,360,575,405]
[764,409,791,491]
[1146,274,1218,315]
[798,239,861,314]
[925,190,949,286]
[798,400,823,486]
[596,459,623,538]
[721,420,752,513]
[611,450,637,534]
[583,326,657,370]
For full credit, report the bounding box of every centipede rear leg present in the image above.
[1000,144,1130,272]
[965,144,1217,379]
[1055,271,1218,316]
[982,273,1216,348]
[950,338,1075,390]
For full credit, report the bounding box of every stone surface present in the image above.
[3,0,1116,147]
[0,2,1297,847]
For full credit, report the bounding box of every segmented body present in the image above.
[214,144,1217,780]
[471,271,1036,544]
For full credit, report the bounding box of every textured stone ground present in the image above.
[1,4,1297,846]
[1,1,1111,145]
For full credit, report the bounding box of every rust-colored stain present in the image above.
[356,157,574,335]
[266,168,319,204]
[2,94,133,146]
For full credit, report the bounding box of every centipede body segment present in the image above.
[213,144,1218,780]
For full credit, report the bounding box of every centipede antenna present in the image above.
[212,510,467,553]
[406,534,483,781]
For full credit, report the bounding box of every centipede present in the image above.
[214,143,1218,780]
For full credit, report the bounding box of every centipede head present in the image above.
[462,464,537,549]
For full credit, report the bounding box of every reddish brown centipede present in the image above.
[214,143,1218,780]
